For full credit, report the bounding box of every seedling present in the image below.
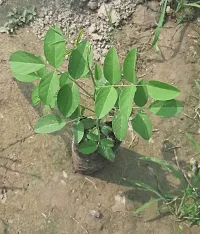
[129,134,200,229]
[153,0,200,48]
[9,26,183,172]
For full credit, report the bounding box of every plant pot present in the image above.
[72,137,121,175]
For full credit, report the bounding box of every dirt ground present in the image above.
[1,2,200,234]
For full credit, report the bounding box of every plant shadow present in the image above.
[93,146,179,206]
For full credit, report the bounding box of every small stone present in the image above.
[91,33,103,41]
[89,210,102,218]
[166,6,173,14]
[88,24,97,34]
[63,171,68,178]
[88,0,98,10]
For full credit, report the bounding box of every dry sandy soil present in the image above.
[0,2,200,234]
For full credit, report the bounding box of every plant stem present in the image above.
[69,77,95,101]
[96,119,101,143]
[80,104,95,113]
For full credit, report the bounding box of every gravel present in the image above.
[30,0,140,61]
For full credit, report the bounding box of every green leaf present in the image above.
[59,72,71,88]
[79,140,98,154]
[152,0,167,46]
[123,48,137,84]
[131,110,152,140]
[184,3,200,8]
[68,41,92,79]
[81,118,96,129]
[69,107,80,120]
[100,125,112,137]
[94,64,102,81]
[134,79,148,107]
[95,86,118,119]
[112,111,128,141]
[12,72,38,82]
[149,99,183,118]
[72,121,84,144]
[34,114,66,134]
[100,138,114,147]
[57,83,80,117]
[36,56,47,78]
[10,51,45,75]
[98,145,115,161]
[87,127,99,141]
[127,179,164,199]
[140,157,183,182]
[186,132,200,153]
[134,198,162,214]
[147,81,180,101]
[119,86,136,119]
[103,48,121,84]
[39,71,59,105]
[32,86,40,106]
[44,27,66,68]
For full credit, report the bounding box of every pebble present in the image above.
[88,0,99,10]
[88,24,97,34]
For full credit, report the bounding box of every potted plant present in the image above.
[9,27,183,174]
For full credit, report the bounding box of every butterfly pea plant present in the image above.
[9,27,183,162]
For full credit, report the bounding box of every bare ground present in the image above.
[0,3,200,234]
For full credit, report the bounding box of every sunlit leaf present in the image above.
[95,86,118,119]
[44,27,66,68]
[34,114,66,133]
[72,121,84,144]
[131,110,152,140]
[103,48,121,84]
[123,48,137,84]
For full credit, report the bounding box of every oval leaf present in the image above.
[149,99,183,118]
[123,48,137,84]
[131,110,152,140]
[57,83,80,117]
[134,79,148,107]
[32,86,40,106]
[79,140,98,154]
[112,111,128,141]
[44,27,66,68]
[59,72,71,88]
[95,86,118,119]
[81,118,96,129]
[103,48,121,84]
[10,51,45,75]
[87,127,99,141]
[95,64,102,81]
[98,145,115,161]
[72,121,84,144]
[100,138,114,147]
[12,72,38,83]
[68,41,92,79]
[119,86,136,119]
[34,114,66,134]
[147,80,180,100]
[39,71,59,105]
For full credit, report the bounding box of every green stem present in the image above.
[68,76,95,101]
[96,119,101,143]
[80,104,95,113]
[177,190,187,216]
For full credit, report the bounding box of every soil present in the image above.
[0,1,200,234]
